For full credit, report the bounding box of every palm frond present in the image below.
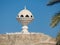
[56,31,60,41]
[47,0,60,6]
[50,12,60,28]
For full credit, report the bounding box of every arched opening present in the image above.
[25,15,29,17]
[31,15,32,17]
[20,15,24,17]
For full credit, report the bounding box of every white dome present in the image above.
[17,7,34,26]
[18,7,33,18]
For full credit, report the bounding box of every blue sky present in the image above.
[0,0,60,37]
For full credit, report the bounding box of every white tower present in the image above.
[16,6,34,34]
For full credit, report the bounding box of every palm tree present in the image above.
[47,0,60,45]
[50,12,60,28]
[50,12,60,45]
[47,0,60,6]
[56,32,60,45]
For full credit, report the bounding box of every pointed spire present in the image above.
[24,6,27,10]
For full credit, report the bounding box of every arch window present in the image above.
[31,15,32,17]
[20,15,24,17]
[25,15,29,17]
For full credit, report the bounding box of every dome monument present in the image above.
[16,6,34,34]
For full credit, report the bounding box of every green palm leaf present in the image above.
[50,12,60,28]
[56,30,60,45]
[47,0,60,6]
[56,32,60,41]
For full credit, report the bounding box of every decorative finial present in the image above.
[24,6,27,10]
[17,6,34,34]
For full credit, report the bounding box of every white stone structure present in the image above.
[16,6,34,34]
[0,6,56,45]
